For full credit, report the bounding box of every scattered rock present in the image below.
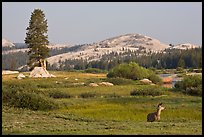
[50,74,56,77]
[17,73,26,79]
[98,82,114,86]
[2,70,19,75]
[55,81,62,84]
[73,82,85,86]
[89,83,99,87]
[140,78,152,84]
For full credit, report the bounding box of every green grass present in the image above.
[2,71,202,135]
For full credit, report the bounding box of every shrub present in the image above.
[147,71,162,84]
[107,62,161,84]
[2,82,58,111]
[186,86,202,96]
[174,75,202,96]
[3,90,58,111]
[80,92,96,98]
[84,68,106,74]
[107,62,147,80]
[108,92,121,98]
[176,67,185,73]
[130,87,164,96]
[37,83,56,88]
[105,78,136,85]
[49,91,72,99]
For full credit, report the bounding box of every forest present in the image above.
[47,47,202,71]
[2,46,202,71]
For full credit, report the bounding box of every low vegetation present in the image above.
[2,82,58,111]
[49,90,72,99]
[84,68,107,74]
[130,86,166,96]
[2,71,202,135]
[105,77,137,85]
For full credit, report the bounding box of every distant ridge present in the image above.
[2,38,15,47]
[47,33,171,66]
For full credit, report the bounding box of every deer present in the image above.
[147,103,165,122]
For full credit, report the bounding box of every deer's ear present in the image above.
[158,103,163,106]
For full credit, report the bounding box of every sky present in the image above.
[2,2,202,46]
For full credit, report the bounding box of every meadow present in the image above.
[2,71,202,135]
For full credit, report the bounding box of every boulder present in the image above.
[89,83,99,87]
[2,70,19,75]
[29,67,56,78]
[140,78,152,84]
[50,74,56,77]
[17,73,26,79]
[98,82,114,86]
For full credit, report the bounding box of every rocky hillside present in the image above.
[47,33,171,66]
[169,43,200,50]
[2,39,72,55]
[2,38,15,47]
[2,34,201,70]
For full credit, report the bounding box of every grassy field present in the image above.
[2,71,202,135]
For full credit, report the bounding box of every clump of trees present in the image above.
[174,75,202,96]
[107,62,162,84]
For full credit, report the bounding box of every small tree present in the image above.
[25,9,49,70]
[177,58,185,68]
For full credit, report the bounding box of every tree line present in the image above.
[2,45,202,71]
[47,47,202,71]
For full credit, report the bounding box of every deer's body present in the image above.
[147,103,165,122]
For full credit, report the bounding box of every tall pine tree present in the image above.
[25,9,49,70]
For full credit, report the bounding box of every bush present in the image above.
[107,62,162,84]
[186,86,202,96]
[174,75,202,96]
[80,92,96,98]
[49,91,72,99]
[107,62,145,80]
[2,82,58,111]
[108,92,121,98]
[84,68,106,74]
[147,72,162,84]
[130,87,165,96]
[3,90,58,111]
[176,67,185,73]
[105,78,136,85]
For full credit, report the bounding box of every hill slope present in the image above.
[47,33,170,66]
[2,38,15,47]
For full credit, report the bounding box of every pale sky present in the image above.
[2,2,202,46]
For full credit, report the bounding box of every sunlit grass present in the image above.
[2,71,202,135]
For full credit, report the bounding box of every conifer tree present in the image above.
[25,9,49,70]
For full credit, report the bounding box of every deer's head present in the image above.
[157,103,165,110]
